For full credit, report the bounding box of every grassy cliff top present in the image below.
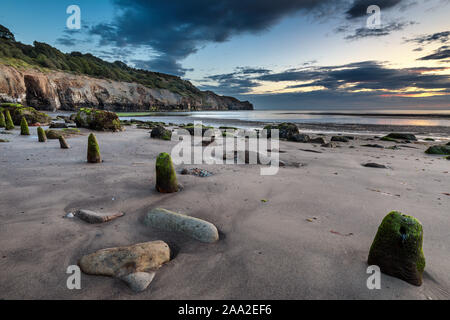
[0,25,202,98]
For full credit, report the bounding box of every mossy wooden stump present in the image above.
[368,211,425,286]
[59,136,70,149]
[20,117,30,135]
[155,153,179,193]
[37,127,47,142]
[5,110,14,130]
[0,112,6,128]
[87,133,101,163]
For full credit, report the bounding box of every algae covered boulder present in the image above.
[181,124,214,136]
[368,211,425,286]
[37,127,46,142]
[4,110,14,130]
[75,107,122,132]
[264,123,299,141]
[384,133,417,141]
[151,125,172,140]
[20,117,30,135]
[425,145,450,155]
[0,103,50,125]
[155,152,178,193]
[87,133,101,163]
[0,111,5,128]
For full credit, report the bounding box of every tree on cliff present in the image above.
[0,25,15,41]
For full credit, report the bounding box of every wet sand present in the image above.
[0,125,449,300]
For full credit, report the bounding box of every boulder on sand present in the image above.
[145,208,219,243]
[425,145,450,155]
[264,123,302,141]
[155,152,178,193]
[78,241,170,277]
[368,211,425,286]
[331,136,349,143]
[310,137,326,144]
[75,107,122,132]
[74,209,124,223]
[150,125,172,140]
[384,133,417,141]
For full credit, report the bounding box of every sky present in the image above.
[1,0,449,110]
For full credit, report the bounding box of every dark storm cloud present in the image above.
[344,21,415,40]
[198,68,264,95]
[195,61,449,108]
[345,0,405,19]
[89,0,346,76]
[237,67,272,75]
[246,88,450,109]
[418,46,450,60]
[406,31,450,45]
[257,61,450,91]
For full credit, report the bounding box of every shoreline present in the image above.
[48,111,450,138]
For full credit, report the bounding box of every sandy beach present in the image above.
[0,123,449,300]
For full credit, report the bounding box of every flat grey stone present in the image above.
[74,209,124,224]
[144,208,219,243]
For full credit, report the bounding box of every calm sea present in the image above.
[119,109,450,129]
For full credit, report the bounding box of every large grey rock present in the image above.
[120,272,156,292]
[74,209,124,224]
[144,208,219,243]
[78,241,170,277]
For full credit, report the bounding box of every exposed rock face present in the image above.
[0,64,253,112]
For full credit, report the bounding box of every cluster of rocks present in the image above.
[0,103,50,126]
[78,241,170,292]
[73,152,221,292]
[262,123,357,147]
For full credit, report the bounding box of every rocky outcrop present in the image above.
[0,64,253,112]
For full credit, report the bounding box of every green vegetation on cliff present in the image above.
[0,24,201,98]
